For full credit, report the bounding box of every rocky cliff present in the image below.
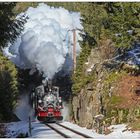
[71,41,140,132]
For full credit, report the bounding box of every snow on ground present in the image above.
[5,121,140,138]
[62,122,140,139]
[5,121,29,138]
[5,120,63,138]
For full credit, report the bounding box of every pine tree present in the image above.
[0,2,26,49]
[0,52,18,121]
[105,3,140,50]
[0,2,26,121]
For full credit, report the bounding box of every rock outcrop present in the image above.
[71,43,140,132]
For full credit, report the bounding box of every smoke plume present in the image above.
[61,102,70,121]
[14,93,34,120]
[4,3,83,79]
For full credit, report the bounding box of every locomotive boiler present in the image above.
[30,79,63,122]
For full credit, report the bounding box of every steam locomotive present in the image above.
[30,79,63,122]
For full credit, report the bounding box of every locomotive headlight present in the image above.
[38,99,42,103]
[46,98,49,102]
[59,97,62,102]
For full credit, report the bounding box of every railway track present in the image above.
[45,123,93,138]
[46,123,71,138]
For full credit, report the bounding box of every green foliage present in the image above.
[105,3,140,50]
[103,71,127,107]
[13,2,38,14]
[0,2,26,49]
[47,2,108,46]
[105,108,140,125]
[0,3,26,121]
[72,42,92,94]
[0,53,18,121]
[109,95,123,105]
[104,71,127,86]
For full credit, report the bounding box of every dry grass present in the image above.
[129,119,140,131]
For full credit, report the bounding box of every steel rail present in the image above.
[45,123,71,138]
[56,123,93,138]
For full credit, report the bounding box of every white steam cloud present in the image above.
[61,102,70,121]
[14,94,34,121]
[4,3,83,79]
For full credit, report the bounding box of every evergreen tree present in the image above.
[0,2,26,121]
[0,2,26,49]
[105,3,140,50]
[0,52,18,121]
